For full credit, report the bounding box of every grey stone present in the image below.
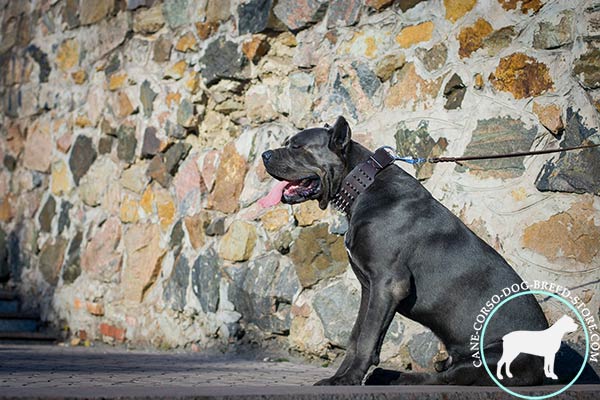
[162,0,191,29]
[200,37,247,86]
[166,120,186,139]
[397,0,426,11]
[533,11,573,49]
[238,0,273,34]
[351,61,380,98]
[101,119,116,136]
[383,316,405,345]
[98,136,114,155]
[170,219,185,256]
[205,217,226,236]
[313,281,360,346]
[164,255,190,311]
[483,26,516,56]
[415,43,447,72]
[273,0,328,31]
[62,230,83,284]
[163,142,191,175]
[146,154,172,188]
[273,230,292,255]
[69,135,97,185]
[3,155,16,171]
[63,0,80,29]
[140,80,157,117]
[327,0,361,28]
[536,108,600,195]
[104,54,121,76]
[0,228,8,282]
[7,231,22,282]
[39,238,68,286]
[39,196,56,233]
[443,73,466,110]
[395,121,447,180]
[332,73,358,121]
[191,247,221,313]
[228,253,298,334]
[141,126,161,158]
[127,0,156,10]
[573,48,600,90]
[58,201,72,235]
[153,35,172,62]
[117,125,137,164]
[408,331,441,369]
[26,45,51,83]
[177,99,196,129]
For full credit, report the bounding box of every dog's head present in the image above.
[556,315,578,333]
[261,116,352,210]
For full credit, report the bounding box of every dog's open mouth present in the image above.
[258,176,321,207]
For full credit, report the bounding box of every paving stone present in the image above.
[62,230,83,284]
[490,52,553,99]
[415,42,447,72]
[395,121,447,180]
[153,35,172,62]
[141,127,161,159]
[58,201,72,235]
[162,0,191,29]
[573,48,600,90]
[218,220,257,262]
[133,6,165,34]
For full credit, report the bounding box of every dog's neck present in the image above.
[344,141,374,173]
[330,141,396,215]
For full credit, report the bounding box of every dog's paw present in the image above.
[314,374,362,386]
[497,374,504,380]
[549,373,558,380]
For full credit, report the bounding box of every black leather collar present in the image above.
[331,147,397,214]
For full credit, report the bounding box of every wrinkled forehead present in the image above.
[285,128,329,147]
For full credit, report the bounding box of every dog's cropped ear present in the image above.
[329,116,351,151]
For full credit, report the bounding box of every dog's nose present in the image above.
[262,150,273,164]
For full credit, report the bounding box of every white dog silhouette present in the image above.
[496,315,578,380]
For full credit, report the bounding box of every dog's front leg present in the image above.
[316,279,406,385]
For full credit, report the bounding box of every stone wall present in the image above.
[1,0,599,371]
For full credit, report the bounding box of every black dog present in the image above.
[261,116,548,385]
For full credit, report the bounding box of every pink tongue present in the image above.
[258,180,289,208]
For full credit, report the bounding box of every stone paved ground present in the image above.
[0,344,599,399]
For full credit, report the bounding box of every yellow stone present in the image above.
[71,70,87,84]
[218,220,257,262]
[56,38,79,71]
[175,32,198,52]
[120,195,139,223]
[396,21,434,48]
[261,208,291,231]
[154,188,175,230]
[444,0,477,22]
[522,197,600,264]
[184,71,199,94]
[51,161,72,196]
[293,201,327,227]
[75,114,92,128]
[166,92,182,107]
[511,187,527,201]
[165,60,187,80]
[458,18,493,58]
[385,63,443,110]
[140,186,155,215]
[108,73,127,91]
